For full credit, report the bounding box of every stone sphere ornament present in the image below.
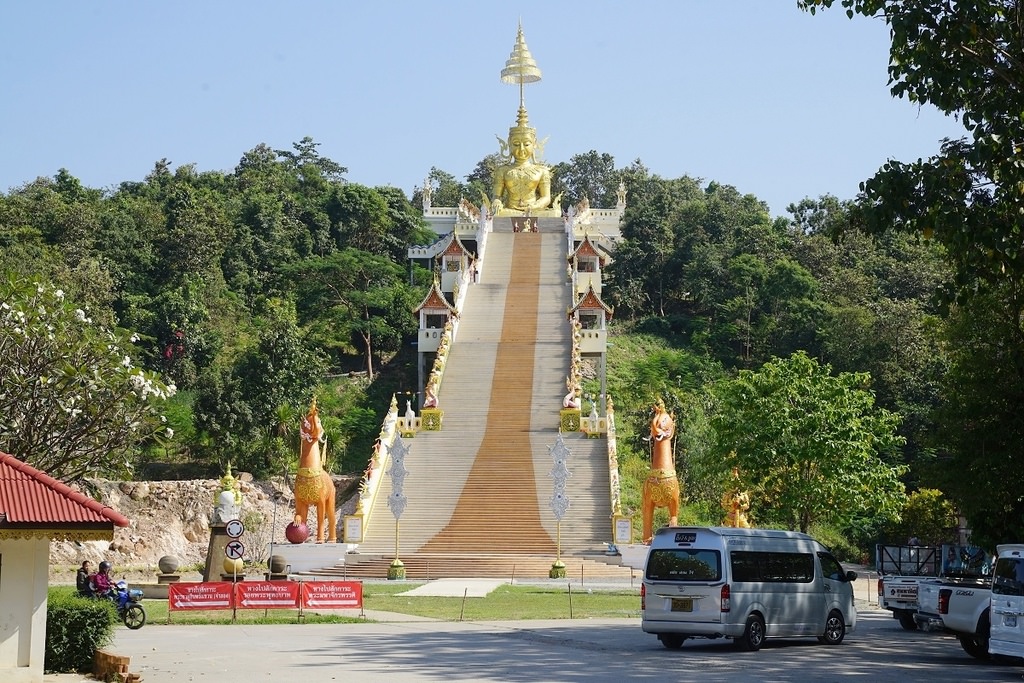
[269,555,288,574]
[285,515,309,544]
[223,556,244,575]
[157,555,180,574]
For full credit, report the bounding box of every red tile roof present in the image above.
[0,452,130,528]
[569,284,614,317]
[414,280,457,315]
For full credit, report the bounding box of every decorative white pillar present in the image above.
[386,436,409,579]
[548,433,572,578]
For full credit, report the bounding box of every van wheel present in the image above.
[818,610,846,645]
[657,633,686,650]
[737,614,765,651]
[897,612,918,631]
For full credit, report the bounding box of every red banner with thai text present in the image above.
[168,582,234,611]
[234,581,300,609]
[299,580,363,609]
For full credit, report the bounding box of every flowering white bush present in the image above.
[0,276,175,480]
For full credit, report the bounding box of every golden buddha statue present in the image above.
[492,113,557,216]
[490,24,561,218]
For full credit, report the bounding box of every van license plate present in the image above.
[671,598,693,612]
[1004,615,1017,628]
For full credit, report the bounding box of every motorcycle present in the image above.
[110,579,146,629]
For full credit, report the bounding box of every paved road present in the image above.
[49,608,1024,683]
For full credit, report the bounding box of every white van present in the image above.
[989,543,1024,660]
[641,526,857,651]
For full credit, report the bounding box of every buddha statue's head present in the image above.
[508,124,536,164]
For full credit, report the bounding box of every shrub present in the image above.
[882,488,958,546]
[45,587,117,673]
[808,524,861,564]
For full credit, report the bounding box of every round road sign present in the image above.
[224,540,245,560]
[225,519,244,538]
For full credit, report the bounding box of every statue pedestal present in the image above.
[156,574,180,585]
[203,524,232,582]
[266,542,354,574]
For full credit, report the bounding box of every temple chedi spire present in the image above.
[491,23,561,218]
[501,21,542,128]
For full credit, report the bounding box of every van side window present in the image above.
[730,551,814,583]
[646,549,721,581]
[817,552,845,581]
[993,557,1024,596]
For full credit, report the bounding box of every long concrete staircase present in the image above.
[312,219,630,579]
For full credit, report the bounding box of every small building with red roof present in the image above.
[0,451,130,683]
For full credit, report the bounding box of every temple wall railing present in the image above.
[605,396,623,524]
[355,397,400,533]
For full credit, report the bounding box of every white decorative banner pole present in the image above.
[548,433,572,578]
[387,436,409,580]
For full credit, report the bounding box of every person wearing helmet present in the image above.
[90,560,113,597]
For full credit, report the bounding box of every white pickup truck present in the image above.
[914,545,994,659]
[876,544,942,631]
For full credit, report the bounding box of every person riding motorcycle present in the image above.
[90,560,114,598]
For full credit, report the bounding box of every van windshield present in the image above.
[646,549,721,582]
[992,556,1024,596]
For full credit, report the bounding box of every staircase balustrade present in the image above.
[354,397,400,535]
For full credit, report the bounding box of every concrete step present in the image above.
[354,231,614,566]
[299,553,639,581]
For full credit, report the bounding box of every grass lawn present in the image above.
[138,583,641,625]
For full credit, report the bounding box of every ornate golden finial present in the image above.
[501,22,542,128]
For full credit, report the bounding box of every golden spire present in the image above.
[500,22,542,128]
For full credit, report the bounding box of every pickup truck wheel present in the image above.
[958,634,990,660]
[897,612,918,631]
[657,633,686,650]
[817,609,846,645]
[736,614,765,652]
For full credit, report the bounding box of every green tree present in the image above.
[605,175,705,317]
[708,351,906,532]
[0,276,175,480]
[928,286,1024,548]
[326,184,393,255]
[191,301,327,476]
[465,153,505,203]
[887,488,958,546]
[550,150,618,207]
[800,0,1022,302]
[412,167,466,209]
[374,185,437,261]
[275,136,347,185]
[288,249,421,380]
[801,0,1024,543]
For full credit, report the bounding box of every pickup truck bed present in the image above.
[880,576,940,630]
[877,544,992,634]
[917,577,992,659]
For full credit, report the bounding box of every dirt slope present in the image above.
[50,475,358,574]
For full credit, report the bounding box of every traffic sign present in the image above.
[225,519,244,538]
[225,540,245,560]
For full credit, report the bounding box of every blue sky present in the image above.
[2,2,964,217]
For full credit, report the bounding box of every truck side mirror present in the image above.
[846,570,858,582]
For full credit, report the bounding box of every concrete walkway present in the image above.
[397,578,506,598]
